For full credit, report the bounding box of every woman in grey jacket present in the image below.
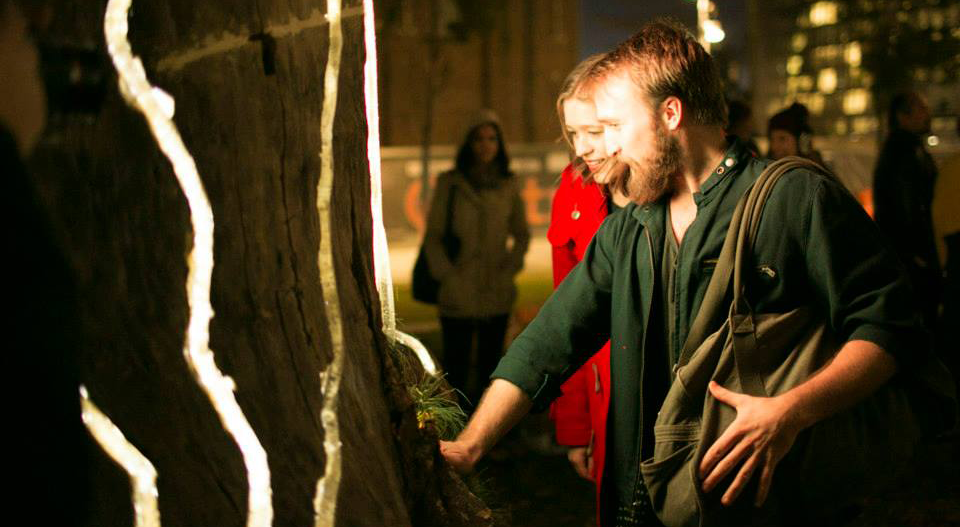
[423,113,530,404]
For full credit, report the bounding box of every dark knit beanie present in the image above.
[767,103,813,138]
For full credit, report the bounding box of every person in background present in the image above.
[766,102,825,165]
[873,91,941,332]
[2,0,88,523]
[547,54,629,524]
[423,111,530,405]
[725,100,758,156]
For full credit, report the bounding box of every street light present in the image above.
[696,0,724,52]
[703,19,725,44]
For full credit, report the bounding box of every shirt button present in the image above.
[571,210,581,220]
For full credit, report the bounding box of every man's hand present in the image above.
[698,341,897,509]
[566,446,595,481]
[440,439,480,474]
[437,379,533,474]
[698,381,803,508]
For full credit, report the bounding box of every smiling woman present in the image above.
[547,52,627,527]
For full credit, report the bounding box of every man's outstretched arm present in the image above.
[440,379,533,473]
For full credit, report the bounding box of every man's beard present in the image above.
[614,121,683,205]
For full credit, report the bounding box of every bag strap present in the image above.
[677,157,831,370]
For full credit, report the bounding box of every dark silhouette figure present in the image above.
[2,1,88,523]
[873,91,941,331]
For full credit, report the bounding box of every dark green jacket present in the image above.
[493,140,928,505]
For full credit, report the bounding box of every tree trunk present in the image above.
[28,1,491,525]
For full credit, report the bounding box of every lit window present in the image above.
[843,88,870,115]
[933,117,958,133]
[806,93,826,114]
[818,68,838,94]
[844,42,862,66]
[787,76,813,94]
[769,100,785,117]
[810,2,839,26]
[792,33,809,52]
[787,55,804,75]
[931,10,945,29]
[852,116,878,134]
[814,45,841,61]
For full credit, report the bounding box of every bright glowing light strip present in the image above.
[313,0,345,525]
[363,0,393,332]
[362,0,437,375]
[80,386,161,527]
[103,2,273,526]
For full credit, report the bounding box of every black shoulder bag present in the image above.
[412,181,460,304]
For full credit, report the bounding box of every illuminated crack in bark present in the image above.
[103,2,273,526]
[313,1,345,525]
[155,6,364,74]
[80,386,160,527]
[362,0,437,375]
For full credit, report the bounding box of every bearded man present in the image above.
[441,20,950,526]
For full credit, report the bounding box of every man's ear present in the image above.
[661,96,683,131]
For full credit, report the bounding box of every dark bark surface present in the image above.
[28,1,491,525]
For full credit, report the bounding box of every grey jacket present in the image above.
[424,170,530,318]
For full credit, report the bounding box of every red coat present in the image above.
[547,164,611,519]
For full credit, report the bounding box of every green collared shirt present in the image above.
[493,139,928,504]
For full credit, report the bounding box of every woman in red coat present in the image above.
[547,55,630,523]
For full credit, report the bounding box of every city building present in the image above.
[756,0,959,141]
[375,0,579,147]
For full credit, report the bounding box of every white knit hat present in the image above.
[462,108,502,140]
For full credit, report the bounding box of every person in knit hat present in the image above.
[421,109,530,405]
[766,102,824,165]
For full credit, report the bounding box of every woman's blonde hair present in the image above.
[556,54,606,176]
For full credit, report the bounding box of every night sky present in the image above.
[579,0,748,61]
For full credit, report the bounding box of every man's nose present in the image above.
[604,131,621,156]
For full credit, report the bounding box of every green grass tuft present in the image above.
[408,373,467,441]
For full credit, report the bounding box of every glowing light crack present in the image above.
[313,0,345,525]
[81,386,161,527]
[103,2,273,526]
[156,6,364,74]
[362,0,437,375]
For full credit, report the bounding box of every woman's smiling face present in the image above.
[563,96,609,178]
